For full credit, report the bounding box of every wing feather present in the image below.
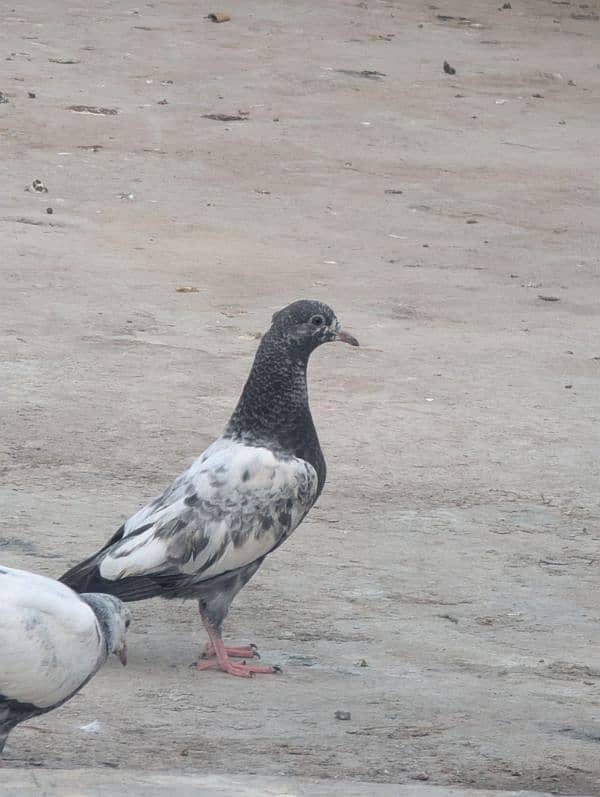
[95,439,318,585]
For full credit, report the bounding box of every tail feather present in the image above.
[60,559,165,602]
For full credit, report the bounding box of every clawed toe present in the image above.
[195,656,280,677]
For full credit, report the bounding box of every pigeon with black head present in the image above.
[61,300,358,677]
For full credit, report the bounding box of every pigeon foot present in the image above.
[196,656,280,677]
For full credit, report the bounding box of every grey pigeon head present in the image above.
[81,593,131,665]
[269,299,359,353]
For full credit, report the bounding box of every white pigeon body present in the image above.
[0,566,130,755]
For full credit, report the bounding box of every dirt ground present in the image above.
[1,0,599,793]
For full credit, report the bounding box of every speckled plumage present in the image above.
[60,300,358,669]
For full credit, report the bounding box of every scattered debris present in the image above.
[202,112,248,121]
[117,192,134,200]
[500,1,512,7]
[413,773,430,782]
[175,286,201,293]
[254,189,271,195]
[67,105,118,115]
[436,14,476,26]
[49,57,80,64]
[354,659,369,667]
[27,91,36,98]
[29,179,48,193]
[538,294,560,302]
[466,218,478,224]
[157,99,168,105]
[207,12,231,22]
[384,189,403,195]
[334,710,351,721]
[77,144,103,152]
[558,726,600,742]
[0,92,9,104]
[79,720,101,733]
[10,217,43,226]
[438,613,459,624]
[564,384,573,389]
[335,69,386,80]
[443,60,456,75]
[532,93,544,98]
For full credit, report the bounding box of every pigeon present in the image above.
[0,565,131,762]
[61,299,359,677]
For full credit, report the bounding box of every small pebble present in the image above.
[334,710,351,721]
[46,207,53,214]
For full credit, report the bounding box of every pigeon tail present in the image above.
[60,558,165,601]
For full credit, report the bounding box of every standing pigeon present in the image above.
[0,565,131,762]
[61,300,358,677]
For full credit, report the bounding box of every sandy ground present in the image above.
[1,0,599,793]
[0,772,570,797]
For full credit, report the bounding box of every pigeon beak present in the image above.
[116,640,128,666]
[332,328,359,347]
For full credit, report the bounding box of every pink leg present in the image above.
[201,641,259,660]
[196,613,280,678]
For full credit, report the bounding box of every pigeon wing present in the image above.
[94,440,318,586]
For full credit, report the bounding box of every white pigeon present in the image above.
[0,565,131,762]
[61,300,358,677]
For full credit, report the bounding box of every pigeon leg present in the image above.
[202,641,259,660]
[196,615,279,677]
[197,607,260,660]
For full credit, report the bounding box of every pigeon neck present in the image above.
[226,330,320,459]
[81,595,114,657]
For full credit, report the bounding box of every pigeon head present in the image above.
[81,593,132,666]
[269,300,359,352]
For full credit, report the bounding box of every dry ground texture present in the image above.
[1,0,599,793]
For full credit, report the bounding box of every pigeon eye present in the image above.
[310,315,325,327]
